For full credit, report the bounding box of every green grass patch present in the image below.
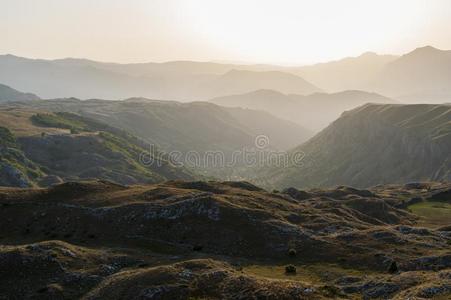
[408,201,451,228]
[31,112,89,132]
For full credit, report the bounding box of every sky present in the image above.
[1,0,451,65]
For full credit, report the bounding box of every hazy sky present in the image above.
[2,0,451,65]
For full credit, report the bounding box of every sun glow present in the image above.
[178,0,438,64]
[1,0,450,64]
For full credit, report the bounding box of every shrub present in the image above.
[388,261,398,273]
[285,264,296,274]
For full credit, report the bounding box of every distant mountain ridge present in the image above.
[200,69,321,97]
[1,46,449,102]
[0,55,320,100]
[211,89,396,131]
[292,52,398,92]
[258,103,451,189]
[369,46,451,102]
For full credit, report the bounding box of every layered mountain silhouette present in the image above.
[211,89,395,131]
[258,103,451,189]
[0,83,40,102]
[0,55,320,100]
[198,69,321,98]
[1,46,449,102]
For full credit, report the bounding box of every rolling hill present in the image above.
[211,89,395,131]
[0,180,449,299]
[258,103,451,189]
[0,109,194,187]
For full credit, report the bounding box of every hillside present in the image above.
[0,180,449,299]
[3,99,312,179]
[211,89,395,131]
[0,126,44,187]
[18,98,312,152]
[258,103,451,189]
[369,46,451,102]
[0,83,40,102]
[0,109,194,187]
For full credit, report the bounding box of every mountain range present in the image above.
[0,55,320,100]
[211,89,395,131]
[1,45,450,102]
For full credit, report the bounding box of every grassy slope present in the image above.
[258,104,451,189]
[408,202,451,228]
[0,126,44,187]
[0,110,195,187]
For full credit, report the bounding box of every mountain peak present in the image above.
[407,45,443,56]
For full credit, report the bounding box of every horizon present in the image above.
[0,44,446,67]
[2,0,451,65]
